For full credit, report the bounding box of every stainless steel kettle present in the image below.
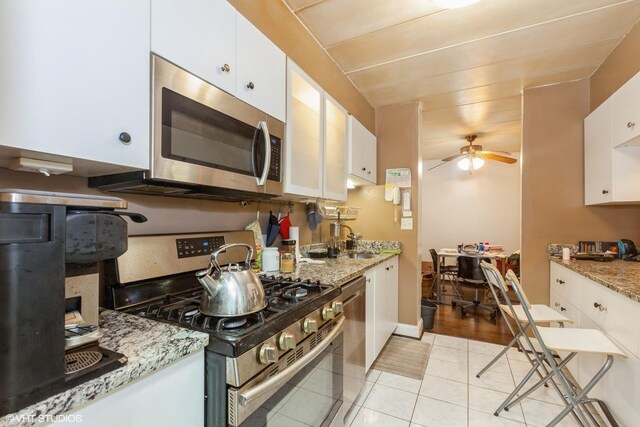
[195,243,266,317]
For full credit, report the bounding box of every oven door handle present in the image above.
[238,316,344,406]
[256,121,271,186]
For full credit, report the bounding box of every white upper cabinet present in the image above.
[284,60,348,201]
[151,1,285,121]
[285,61,323,198]
[348,116,377,185]
[323,95,348,201]
[584,70,640,205]
[236,14,286,122]
[0,0,151,171]
[151,0,236,95]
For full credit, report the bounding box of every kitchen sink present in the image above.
[340,252,377,259]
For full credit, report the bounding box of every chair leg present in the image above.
[476,333,520,378]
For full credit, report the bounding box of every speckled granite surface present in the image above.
[301,240,400,256]
[550,257,640,303]
[282,253,398,287]
[1,310,209,427]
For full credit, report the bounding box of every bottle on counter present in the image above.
[478,242,485,252]
[280,239,296,273]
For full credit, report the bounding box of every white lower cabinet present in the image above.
[549,262,640,426]
[59,350,204,426]
[365,256,399,371]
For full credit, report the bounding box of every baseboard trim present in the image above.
[393,319,424,339]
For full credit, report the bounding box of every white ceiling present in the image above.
[282,0,640,159]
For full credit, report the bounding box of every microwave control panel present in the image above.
[267,136,281,181]
[176,236,225,259]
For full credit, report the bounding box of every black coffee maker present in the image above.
[0,190,146,416]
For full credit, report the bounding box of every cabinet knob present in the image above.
[220,64,231,73]
[554,302,560,307]
[593,302,607,312]
[628,121,635,128]
[118,132,132,145]
[385,267,390,271]
[602,190,609,195]
[556,279,565,285]
[367,171,372,175]
[362,167,366,171]
[560,306,566,312]
[246,82,255,90]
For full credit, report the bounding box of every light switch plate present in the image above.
[400,218,413,230]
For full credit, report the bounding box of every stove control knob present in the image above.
[322,306,335,320]
[278,332,296,351]
[303,318,318,334]
[259,343,278,365]
[331,301,344,314]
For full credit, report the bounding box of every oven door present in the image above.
[151,55,283,196]
[230,318,344,427]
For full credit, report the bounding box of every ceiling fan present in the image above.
[428,134,517,171]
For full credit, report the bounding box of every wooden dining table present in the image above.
[434,250,508,304]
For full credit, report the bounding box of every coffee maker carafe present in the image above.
[0,190,146,416]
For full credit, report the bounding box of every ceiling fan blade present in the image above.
[441,153,467,162]
[427,161,449,171]
[478,153,517,164]
[479,150,513,156]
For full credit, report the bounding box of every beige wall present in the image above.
[521,79,640,304]
[0,169,315,244]
[229,0,375,132]
[590,20,640,112]
[348,102,422,327]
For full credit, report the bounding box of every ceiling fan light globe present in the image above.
[472,157,484,169]
[457,157,471,171]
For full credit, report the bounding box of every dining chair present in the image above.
[452,256,497,318]
[427,249,462,302]
[482,262,627,426]
[476,263,572,379]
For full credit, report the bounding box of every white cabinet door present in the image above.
[609,71,640,147]
[386,257,399,337]
[0,0,150,170]
[236,14,286,122]
[151,0,236,95]
[584,101,613,205]
[348,116,377,185]
[285,60,323,198]
[323,95,348,201]
[373,263,388,358]
[365,270,376,371]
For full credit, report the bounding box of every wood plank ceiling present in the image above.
[282,0,640,160]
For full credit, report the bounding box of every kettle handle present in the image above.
[210,243,254,272]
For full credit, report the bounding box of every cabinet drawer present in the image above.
[580,279,640,357]
[549,290,579,328]
[549,263,581,304]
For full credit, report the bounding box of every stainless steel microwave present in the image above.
[90,55,283,200]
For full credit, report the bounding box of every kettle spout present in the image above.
[196,265,220,299]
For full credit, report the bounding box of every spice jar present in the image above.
[280,239,296,273]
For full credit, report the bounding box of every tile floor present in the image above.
[346,333,581,427]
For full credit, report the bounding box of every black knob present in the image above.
[558,280,565,285]
[560,306,566,312]
[385,267,390,271]
[602,190,609,194]
[247,82,255,90]
[594,302,601,309]
[362,167,366,171]
[118,132,132,144]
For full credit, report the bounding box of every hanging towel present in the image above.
[266,211,280,246]
[279,213,291,240]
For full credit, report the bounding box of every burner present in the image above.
[283,287,308,302]
[220,317,248,329]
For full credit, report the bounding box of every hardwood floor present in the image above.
[422,277,514,346]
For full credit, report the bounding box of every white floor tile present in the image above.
[421,332,436,344]
[350,407,410,427]
[468,410,526,427]
[377,372,422,393]
[412,396,468,427]
[468,369,515,394]
[345,405,361,427]
[365,368,381,383]
[434,335,469,350]
[419,375,468,408]
[513,372,566,406]
[354,381,374,407]
[469,352,510,377]
[362,383,418,421]
[430,345,468,364]
[425,357,468,384]
[506,347,531,363]
[520,398,581,427]
[468,385,525,423]
[468,340,505,357]
[267,413,310,427]
[507,359,534,377]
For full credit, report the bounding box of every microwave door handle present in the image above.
[256,121,271,186]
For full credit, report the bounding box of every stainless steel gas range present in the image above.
[103,231,345,427]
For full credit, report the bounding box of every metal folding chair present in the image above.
[483,262,627,426]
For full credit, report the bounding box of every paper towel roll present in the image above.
[289,227,301,262]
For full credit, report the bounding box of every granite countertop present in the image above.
[550,257,640,303]
[2,310,209,427]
